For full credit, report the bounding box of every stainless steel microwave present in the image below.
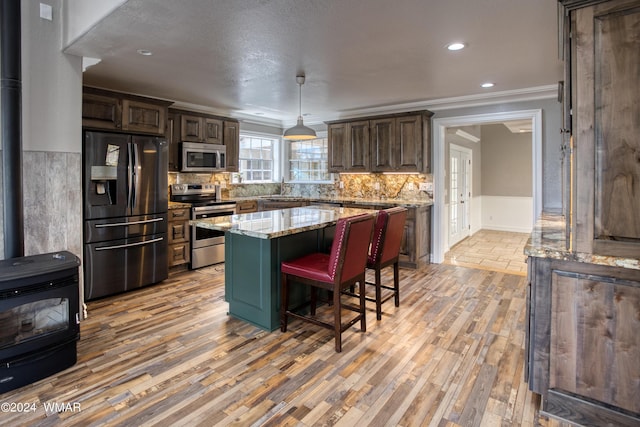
[181,142,226,172]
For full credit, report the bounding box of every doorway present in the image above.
[432,109,542,263]
[449,144,472,247]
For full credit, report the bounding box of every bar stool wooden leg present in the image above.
[393,262,400,307]
[281,272,289,332]
[359,278,367,331]
[334,285,341,352]
[375,269,382,321]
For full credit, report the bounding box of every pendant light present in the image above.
[283,74,317,140]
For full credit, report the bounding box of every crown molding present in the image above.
[180,84,560,129]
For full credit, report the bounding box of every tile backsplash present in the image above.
[169,172,433,201]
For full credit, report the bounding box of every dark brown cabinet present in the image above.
[398,205,431,268]
[223,120,240,172]
[328,121,370,172]
[179,114,223,144]
[82,87,171,135]
[327,110,432,174]
[168,208,190,268]
[339,202,431,269]
[371,114,427,172]
[167,108,240,172]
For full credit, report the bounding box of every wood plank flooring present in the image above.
[0,263,570,426]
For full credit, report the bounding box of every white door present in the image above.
[449,145,472,247]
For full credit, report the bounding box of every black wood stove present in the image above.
[0,251,80,393]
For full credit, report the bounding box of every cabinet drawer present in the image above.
[168,243,190,267]
[236,200,258,214]
[168,221,189,244]
[169,208,190,220]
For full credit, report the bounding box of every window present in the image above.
[237,133,329,183]
[287,138,330,182]
[238,135,277,182]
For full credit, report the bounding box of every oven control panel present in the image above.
[170,183,217,196]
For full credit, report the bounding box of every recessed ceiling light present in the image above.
[137,49,153,56]
[481,82,495,88]
[447,42,465,51]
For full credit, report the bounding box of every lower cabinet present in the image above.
[399,205,431,268]
[168,208,190,268]
[526,256,640,426]
[340,203,431,269]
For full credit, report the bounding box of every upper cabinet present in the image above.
[326,110,432,174]
[223,120,240,172]
[82,87,171,135]
[167,108,240,172]
[563,0,640,258]
[179,114,223,144]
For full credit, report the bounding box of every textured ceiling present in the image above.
[66,0,563,126]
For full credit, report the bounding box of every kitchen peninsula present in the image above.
[192,206,377,330]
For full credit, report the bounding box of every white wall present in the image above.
[480,195,533,233]
[63,0,126,46]
[23,0,82,153]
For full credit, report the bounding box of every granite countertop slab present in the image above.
[229,195,433,208]
[190,206,376,239]
[524,214,640,270]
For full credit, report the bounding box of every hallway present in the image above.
[443,229,529,276]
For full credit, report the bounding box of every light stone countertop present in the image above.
[230,195,433,208]
[524,214,640,270]
[190,206,377,240]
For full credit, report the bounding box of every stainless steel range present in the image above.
[170,184,236,269]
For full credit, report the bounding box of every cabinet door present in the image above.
[396,114,423,171]
[573,2,640,257]
[168,243,190,267]
[223,120,240,172]
[550,270,640,415]
[82,92,122,130]
[328,123,347,172]
[121,99,166,135]
[204,117,223,144]
[346,120,370,171]
[180,114,203,142]
[370,117,395,172]
[167,113,180,171]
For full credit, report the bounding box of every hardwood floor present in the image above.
[0,263,570,426]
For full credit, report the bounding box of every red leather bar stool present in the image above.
[280,214,375,352]
[366,207,408,320]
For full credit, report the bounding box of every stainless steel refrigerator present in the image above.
[83,131,168,300]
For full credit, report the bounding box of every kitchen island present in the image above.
[191,206,377,331]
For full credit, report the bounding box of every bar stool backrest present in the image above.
[369,207,408,267]
[328,214,374,283]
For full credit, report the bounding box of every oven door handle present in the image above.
[95,218,164,228]
[95,237,164,251]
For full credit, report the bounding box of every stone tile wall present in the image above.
[22,151,82,259]
[169,171,434,201]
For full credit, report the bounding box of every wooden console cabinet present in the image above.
[526,256,640,426]
[524,3,640,424]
